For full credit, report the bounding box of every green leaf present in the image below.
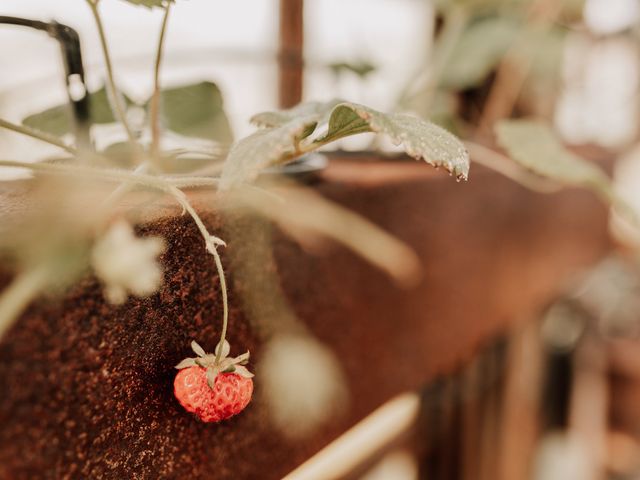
[121,0,173,8]
[317,104,373,142]
[328,60,376,78]
[319,102,470,180]
[191,340,207,357]
[22,86,131,137]
[24,82,232,146]
[175,358,198,369]
[22,104,71,138]
[214,339,230,358]
[220,100,469,189]
[206,367,219,388]
[159,81,233,144]
[441,16,520,90]
[220,116,318,189]
[220,101,343,188]
[90,86,131,124]
[234,365,255,379]
[250,100,341,130]
[233,352,250,365]
[495,119,613,198]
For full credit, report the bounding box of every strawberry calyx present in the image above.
[175,340,254,388]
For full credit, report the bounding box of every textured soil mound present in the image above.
[0,156,610,479]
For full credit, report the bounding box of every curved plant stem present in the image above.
[86,0,138,145]
[101,162,150,211]
[0,264,51,339]
[149,3,172,161]
[0,159,220,191]
[211,250,228,362]
[0,118,77,155]
[167,186,229,364]
[0,155,272,201]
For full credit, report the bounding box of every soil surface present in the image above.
[0,154,610,479]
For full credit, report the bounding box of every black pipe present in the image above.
[0,16,90,148]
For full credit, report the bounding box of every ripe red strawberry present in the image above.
[174,340,254,423]
[174,367,253,422]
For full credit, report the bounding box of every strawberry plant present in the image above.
[0,0,470,424]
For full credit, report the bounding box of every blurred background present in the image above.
[4,1,640,479]
[2,0,639,138]
[0,0,429,155]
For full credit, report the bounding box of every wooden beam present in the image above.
[278,0,304,108]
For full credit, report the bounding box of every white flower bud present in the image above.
[91,220,165,304]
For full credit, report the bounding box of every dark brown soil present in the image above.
[0,155,610,479]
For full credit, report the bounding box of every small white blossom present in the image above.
[260,334,347,438]
[91,220,166,304]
